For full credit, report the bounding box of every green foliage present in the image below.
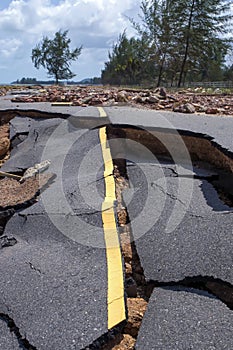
[223,64,233,81]
[172,0,232,86]
[102,31,155,85]
[31,30,82,84]
[15,77,37,84]
[103,1,232,86]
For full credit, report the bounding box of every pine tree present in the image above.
[175,0,232,87]
[32,30,82,84]
[101,31,153,85]
[130,0,232,86]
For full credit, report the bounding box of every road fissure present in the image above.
[98,107,126,331]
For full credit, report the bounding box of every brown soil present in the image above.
[103,334,135,350]
[103,297,147,349]
[124,298,148,338]
[0,173,55,208]
[0,123,10,166]
[104,168,148,350]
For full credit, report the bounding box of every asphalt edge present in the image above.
[98,107,126,330]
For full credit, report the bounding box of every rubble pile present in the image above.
[1,85,233,115]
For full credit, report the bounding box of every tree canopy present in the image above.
[102,0,232,87]
[31,30,82,84]
[102,31,153,85]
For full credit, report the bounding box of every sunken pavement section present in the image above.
[0,110,112,349]
[0,95,233,349]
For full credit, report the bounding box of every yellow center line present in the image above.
[98,107,126,330]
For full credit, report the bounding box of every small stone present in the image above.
[157,104,165,109]
[140,97,148,104]
[185,103,196,113]
[173,103,196,113]
[147,95,160,104]
[193,104,207,112]
[132,95,143,103]
[116,91,128,102]
[125,262,132,276]
[206,107,219,114]
[154,87,167,99]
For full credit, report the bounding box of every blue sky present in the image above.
[0,0,140,83]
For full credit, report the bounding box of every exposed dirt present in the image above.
[104,168,149,350]
[0,123,10,166]
[0,173,55,209]
[119,127,233,173]
[2,85,233,116]
[104,125,233,349]
[102,334,135,350]
[124,298,148,339]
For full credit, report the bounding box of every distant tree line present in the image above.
[14,77,38,84]
[102,0,233,87]
[12,77,102,85]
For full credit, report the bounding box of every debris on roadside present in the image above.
[1,85,232,116]
[20,159,51,182]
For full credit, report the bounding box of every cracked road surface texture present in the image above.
[136,287,233,350]
[2,118,66,173]
[124,161,233,284]
[106,107,233,154]
[0,319,20,350]
[1,105,233,349]
[0,117,110,349]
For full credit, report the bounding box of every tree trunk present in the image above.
[157,53,166,87]
[178,0,195,87]
[55,72,59,85]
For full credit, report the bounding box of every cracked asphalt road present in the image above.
[0,115,111,349]
[0,319,20,350]
[136,287,233,350]
[0,101,233,349]
[124,160,233,284]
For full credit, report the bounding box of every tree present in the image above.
[130,0,232,86]
[31,30,82,84]
[102,31,154,85]
[15,77,37,84]
[174,0,232,87]
[130,0,180,86]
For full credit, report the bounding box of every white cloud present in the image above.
[0,38,22,57]
[0,0,141,82]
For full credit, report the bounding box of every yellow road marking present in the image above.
[51,102,73,106]
[98,107,126,329]
[98,106,107,118]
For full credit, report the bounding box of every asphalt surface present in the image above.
[0,115,110,349]
[136,287,233,350]
[1,101,233,349]
[105,106,233,154]
[124,160,233,284]
[0,96,108,130]
[0,319,20,350]
[2,117,65,173]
